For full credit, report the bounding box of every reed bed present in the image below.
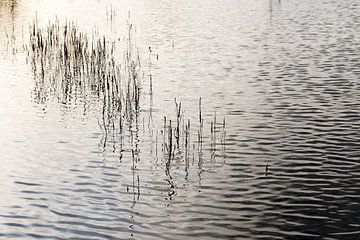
[29,17,141,126]
[27,18,227,183]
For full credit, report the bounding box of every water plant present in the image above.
[28,17,227,194]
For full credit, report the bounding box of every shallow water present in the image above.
[1,0,360,239]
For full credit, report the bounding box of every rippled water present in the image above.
[1,0,360,239]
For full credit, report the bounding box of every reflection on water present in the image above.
[1,0,360,239]
[0,0,17,26]
[0,0,17,57]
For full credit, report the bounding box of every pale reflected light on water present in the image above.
[1,0,360,239]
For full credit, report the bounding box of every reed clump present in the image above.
[161,98,227,175]
[28,16,142,131]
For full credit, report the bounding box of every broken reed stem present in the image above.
[174,98,182,149]
[4,26,9,39]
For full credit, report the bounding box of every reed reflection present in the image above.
[0,0,17,56]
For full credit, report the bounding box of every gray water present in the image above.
[1,0,360,239]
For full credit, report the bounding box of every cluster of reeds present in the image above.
[27,17,227,187]
[160,98,226,176]
[28,16,142,134]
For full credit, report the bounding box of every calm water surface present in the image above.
[1,0,360,239]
